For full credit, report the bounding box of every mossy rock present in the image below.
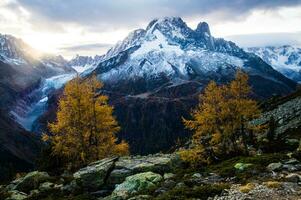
[73,157,117,191]
[9,171,51,193]
[111,172,163,199]
[6,190,28,200]
[234,163,253,171]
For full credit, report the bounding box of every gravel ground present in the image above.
[211,182,301,200]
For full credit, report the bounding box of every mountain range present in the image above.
[33,17,297,155]
[0,17,300,180]
[247,45,301,82]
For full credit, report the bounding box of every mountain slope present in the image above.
[0,34,75,182]
[247,45,301,82]
[0,108,41,182]
[0,33,75,106]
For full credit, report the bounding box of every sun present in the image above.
[23,33,60,55]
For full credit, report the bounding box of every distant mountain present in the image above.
[247,45,301,82]
[0,33,74,101]
[67,54,104,73]
[35,17,296,156]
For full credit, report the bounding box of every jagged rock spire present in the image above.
[196,22,211,36]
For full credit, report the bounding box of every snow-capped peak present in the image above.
[145,17,192,42]
[94,17,248,83]
[87,17,295,100]
[246,45,301,82]
[67,54,104,73]
[0,33,37,65]
[104,29,146,60]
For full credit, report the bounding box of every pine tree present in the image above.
[181,70,262,164]
[43,75,128,169]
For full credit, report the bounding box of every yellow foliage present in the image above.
[239,183,255,193]
[179,145,211,166]
[45,75,129,168]
[182,70,263,164]
[263,181,282,189]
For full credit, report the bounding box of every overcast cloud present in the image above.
[13,0,301,30]
[0,0,300,57]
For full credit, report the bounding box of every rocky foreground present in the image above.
[1,153,301,200]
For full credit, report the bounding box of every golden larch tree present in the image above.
[181,70,262,165]
[44,75,128,168]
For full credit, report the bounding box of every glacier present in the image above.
[11,73,76,131]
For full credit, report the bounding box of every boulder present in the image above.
[285,139,299,149]
[29,189,40,196]
[284,158,300,165]
[161,179,176,189]
[7,171,50,193]
[191,173,202,179]
[163,173,175,180]
[108,154,181,185]
[39,182,55,192]
[111,172,163,199]
[6,190,27,200]
[282,164,301,172]
[285,173,301,183]
[61,180,79,195]
[73,157,118,191]
[266,162,282,171]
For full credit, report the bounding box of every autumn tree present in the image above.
[181,70,262,165]
[44,75,128,169]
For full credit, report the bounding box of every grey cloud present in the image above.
[58,43,113,58]
[14,0,301,31]
[60,43,112,51]
[226,32,301,47]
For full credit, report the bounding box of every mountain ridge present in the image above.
[247,45,301,82]
[85,17,295,99]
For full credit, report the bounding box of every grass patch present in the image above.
[154,183,230,200]
[206,153,288,182]
[263,181,282,189]
[239,183,255,193]
[28,194,96,200]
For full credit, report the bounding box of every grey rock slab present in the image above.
[73,157,118,191]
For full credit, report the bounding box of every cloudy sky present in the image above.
[0,0,301,59]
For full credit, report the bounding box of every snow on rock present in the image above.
[247,45,301,82]
[98,18,245,82]
[67,54,104,73]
